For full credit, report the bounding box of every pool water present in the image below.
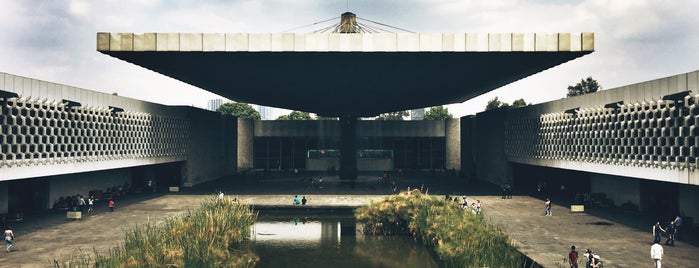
[250,215,438,268]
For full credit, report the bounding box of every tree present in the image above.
[423,106,453,120]
[485,97,507,111]
[511,98,529,108]
[567,77,601,97]
[376,110,409,120]
[216,102,261,120]
[277,111,314,120]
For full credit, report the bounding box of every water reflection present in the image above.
[251,216,437,268]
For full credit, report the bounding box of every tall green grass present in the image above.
[355,190,527,268]
[54,196,258,268]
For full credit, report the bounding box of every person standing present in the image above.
[545,198,552,216]
[108,198,115,212]
[652,221,665,244]
[293,195,300,205]
[650,242,663,268]
[665,220,676,246]
[475,200,482,215]
[218,191,224,200]
[4,226,14,253]
[301,196,307,205]
[568,245,579,268]
[674,215,682,239]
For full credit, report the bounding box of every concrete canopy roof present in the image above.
[97,32,594,117]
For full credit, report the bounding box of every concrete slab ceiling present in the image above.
[97,32,594,117]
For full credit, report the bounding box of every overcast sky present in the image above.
[1,0,697,118]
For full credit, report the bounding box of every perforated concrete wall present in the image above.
[0,98,188,167]
[0,73,188,181]
[504,70,699,185]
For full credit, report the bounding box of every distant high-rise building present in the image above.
[207,99,224,111]
[411,108,425,120]
[257,105,271,120]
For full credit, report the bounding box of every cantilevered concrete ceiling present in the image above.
[97,32,594,117]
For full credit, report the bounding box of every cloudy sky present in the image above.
[1,0,697,118]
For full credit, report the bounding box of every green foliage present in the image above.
[423,106,453,120]
[377,110,410,120]
[355,191,525,267]
[511,98,529,108]
[53,196,259,268]
[487,97,529,111]
[277,110,313,120]
[485,97,507,111]
[216,102,261,120]
[567,77,601,97]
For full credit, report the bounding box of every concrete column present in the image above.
[445,118,461,171]
[0,182,7,214]
[237,118,254,170]
[339,115,357,180]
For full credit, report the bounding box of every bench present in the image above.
[570,205,585,213]
[67,211,82,220]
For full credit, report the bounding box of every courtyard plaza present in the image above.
[2,172,698,267]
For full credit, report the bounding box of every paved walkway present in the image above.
[2,173,698,267]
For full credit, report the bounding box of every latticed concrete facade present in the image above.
[506,94,699,171]
[0,98,188,168]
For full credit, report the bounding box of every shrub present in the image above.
[54,196,258,268]
[355,190,526,267]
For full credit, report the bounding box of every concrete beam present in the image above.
[97,32,595,53]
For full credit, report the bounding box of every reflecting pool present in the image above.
[250,215,438,268]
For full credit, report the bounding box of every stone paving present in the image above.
[1,173,698,267]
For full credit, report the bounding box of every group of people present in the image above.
[500,184,512,199]
[293,195,308,205]
[568,246,603,268]
[73,194,115,214]
[652,215,682,246]
[446,195,482,215]
[648,215,682,268]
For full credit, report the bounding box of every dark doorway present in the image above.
[154,162,183,187]
[8,177,49,212]
[511,163,590,201]
[640,179,679,221]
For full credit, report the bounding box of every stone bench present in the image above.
[67,211,82,220]
[570,205,585,213]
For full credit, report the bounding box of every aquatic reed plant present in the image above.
[52,196,258,268]
[355,190,527,268]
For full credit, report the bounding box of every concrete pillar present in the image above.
[445,118,461,171]
[237,118,254,170]
[0,182,7,214]
[461,116,476,179]
[339,115,357,180]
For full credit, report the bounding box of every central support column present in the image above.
[339,115,358,180]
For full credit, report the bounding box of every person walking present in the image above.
[545,198,552,216]
[108,198,115,212]
[293,195,300,205]
[650,242,663,268]
[475,200,482,215]
[652,221,665,244]
[87,196,95,215]
[78,195,86,212]
[4,226,14,253]
[568,245,579,268]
